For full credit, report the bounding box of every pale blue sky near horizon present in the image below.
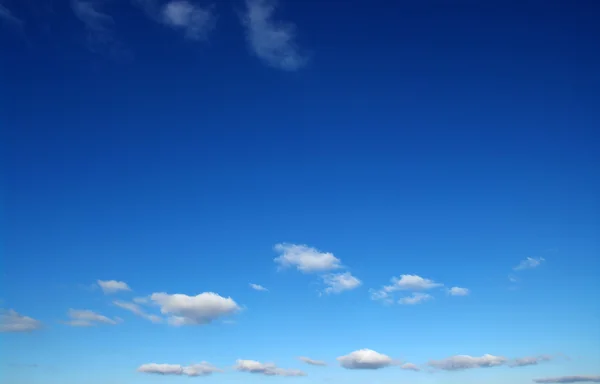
[1,0,599,383]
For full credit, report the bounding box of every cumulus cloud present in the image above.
[249,283,268,291]
[161,0,215,40]
[298,357,327,366]
[138,362,222,376]
[234,359,306,376]
[337,349,393,370]
[514,257,545,271]
[509,355,552,367]
[0,309,42,332]
[400,362,420,371]
[113,300,163,323]
[274,243,341,273]
[533,376,600,383]
[448,287,470,296]
[63,309,120,327]
[97,280,131,294]
[371,274,443,303]
[428,354,507,371]
[150,292,240,326]
[241,0,307,70]
[322,272,362,294]
[399,292,433,305]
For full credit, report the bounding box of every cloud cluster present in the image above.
[113,300,162,323]
[63,309,120,327]
[0,309,42,332]
[150,292,240,326]
[371,275,469,305]
[533,377,600,383]
[234,359,306,376]
[138,362,221,376]
[241,0,307,70]
[97,280,131,294]
[337,349,393,370]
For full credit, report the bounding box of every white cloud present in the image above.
[371,274,442,303]
[241,0,307,71]
[249,283,268,291]
[0,309,42,332]
[509,355,552,367]
[234,359,306,376]
[533,376,600,383]
[161,0,215,40]
[274,243,341,273]
[150,292,240,326]
[133,296,149,304]
[138,362,222,376]
[337,349,393,370]
[298,357,327,366]
[428,354,507,371]
[63,309,120,327]
[400,362,420,371]
[509,274,519,283]
[113,300,163,323]
[399,292,433,305]
[448,287,470,296]
[322,272,362,294]
[0,3,22,25]
[97,280,131,294]
[514,257,545,271]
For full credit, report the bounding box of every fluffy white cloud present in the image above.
[113,300,162,323]
[372,275,443,303]
[0,309,42,332]
[399,292,433,305]
[161,0,215,40]
[400,362,420,371]
[322,272,362,294]
[241,0,307,71]
[97,280,131,294]
[514,257,545,271]
[428,354,507,371]
[448,287,470,296]
[234,360,306,376]
[150,292,240,326]
[337,349,393,370]
[138,362,221,376]
[63,309,120,327]
[249,283,268,291]
[533,376,600,383]
[298,357,327,366]
[509,355,552,367]
[274,243,341,273]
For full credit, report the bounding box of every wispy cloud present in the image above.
[428,354,507,371]
[533,376,600,383]
[138,362,222,376]
[371,274,443,304]
[399,292,433,305]
[448,286,470,296]
[249,283,268,291]
[298,357,327,366]
[514,257,545,271]
[322,272,362,294]
[241,0,307,70]
[235,360,306,376]
[509,355,552,367]
[71,0,128,57]
[97,280,131,294]
[113,300,163,323]
[0,3,22,26]
[0,309,42,333]
[400,362,420,371]
[62,309,120,327]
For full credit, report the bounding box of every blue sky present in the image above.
[1,0,599,384]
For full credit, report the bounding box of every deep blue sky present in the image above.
[1,1,599,384]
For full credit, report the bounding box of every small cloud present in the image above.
[400,362,420,371]
[508,274,519,283]
[150,292,240,326]
[71,0,128,57]
[298,357,327,366]
[371,275,442,303]
[241,0,308,70]
[533,376,600,383]
[448,287,470,296]
[399,292,433,305]
[249,283,268,291]
[428,354,507,371]
[274,243,342,273]
[337,349,393,370]
[322,272,362,294]
[113,300,162,323]
[62,309,120,327]
[97,280,131,294]
[0,309,42,333]
[514,257,545,271]
[234,359,306,376]
[138,362,222,376]
[508,355,553,367]
[161,0,215,40]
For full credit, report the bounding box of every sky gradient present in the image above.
[1,1,599,384]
